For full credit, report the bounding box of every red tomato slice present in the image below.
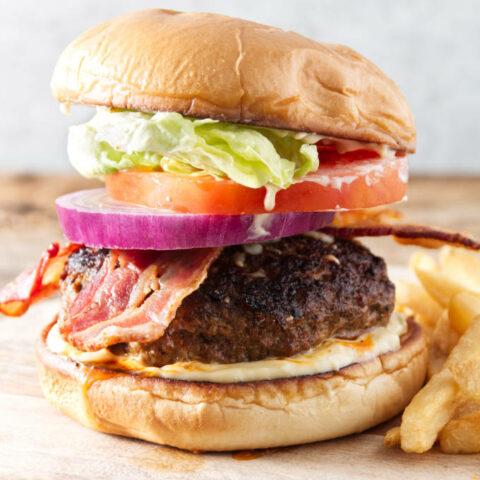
[105,151,408,215]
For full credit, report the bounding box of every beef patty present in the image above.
[60,234,395,365]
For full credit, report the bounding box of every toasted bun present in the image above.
[51,9,415,152]
[36,318,427,451]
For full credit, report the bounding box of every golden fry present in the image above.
[450,360,480,401]
[452,398,480,417]
[428,346,447,378]
[439,410,480,454]
[447,316,480,401]
[430,311,459,356]
[440,247,480,292]
[395,280,443,329]
[384,426,401,448]
[409,251,439,273]
[400,369,458,453]
[391,248,480,455]
[445,316,480,367]
[448,292,480,334]
[414,267,473,308]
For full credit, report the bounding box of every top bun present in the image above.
[51,9,416,152]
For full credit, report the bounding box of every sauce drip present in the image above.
[232,448,280,461]
[79,366,118,428]
[338,334,374,352]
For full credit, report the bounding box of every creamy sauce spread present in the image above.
[248,214,272,239]
[304,174,358,190]
[303,231,335,243]
[47,313,407,383]
[263,185,280,211]
[243,243,263,255]
[299,159,389,190]
[262,139,398,209]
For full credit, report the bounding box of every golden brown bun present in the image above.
[51,9,415,152]
[36,318,427,451]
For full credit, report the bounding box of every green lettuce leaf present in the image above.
[68,108,320,189]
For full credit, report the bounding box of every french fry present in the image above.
[414,267,473,308]
[428,346,447,378]
[448,292,480,334]
[395,280,443,329]
[449,356,480,403]
[408,251,439,273]
[447,316,480,401]
[385,246,480,455]
[400,369,458,453]
[445,316,480,367]
[440,247,480,292]
[430,311,459,356]
[450,360,480,402]
[384,426,401,448]
[439,410,480,454]
[451,398,480,418]
[396,316,478,453]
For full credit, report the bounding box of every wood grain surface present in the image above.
[0,174,479,479]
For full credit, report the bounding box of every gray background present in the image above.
[0,0,478,175]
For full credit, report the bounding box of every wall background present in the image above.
[0,0,478,175]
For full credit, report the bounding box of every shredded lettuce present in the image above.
[68,108,320,189]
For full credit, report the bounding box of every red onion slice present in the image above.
[56,189,334,250]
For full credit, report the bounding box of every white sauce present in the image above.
[301,174,330,187]
[260,139,400,210]
[233,251,246,268]
[263,185,280,211]
[47,313,407,384]
[303,231,334,243]
[248,214,272,239]
[330,175,357,190]
[300,160,389,191]
[243,243,263,255]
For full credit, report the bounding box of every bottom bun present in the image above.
[36,318,427,451]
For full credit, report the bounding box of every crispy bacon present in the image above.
[321,224,480,250]
[60,248,221,351]
[61,250,139,334]
[0,243,81,316]
[326,208,480,250]
[0,242,220,351]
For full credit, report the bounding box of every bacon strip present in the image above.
[60,250,138,334]
[321,224,480,250]
[61,247,221,351]
[0,243,81,316]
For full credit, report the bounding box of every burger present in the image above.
[1,9,477,452]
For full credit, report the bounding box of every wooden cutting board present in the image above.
[1,175,480,479]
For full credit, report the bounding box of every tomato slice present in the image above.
[105,150,408,215]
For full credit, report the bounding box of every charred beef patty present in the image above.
[59,235,394,365]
